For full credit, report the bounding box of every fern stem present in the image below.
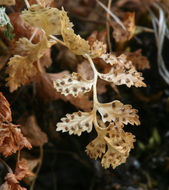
[24,0,30,8]
[30,145,43,190]
[35,0,41,4]
[30,28,39,42]
[49,35,66,46]
[85,54,99,106]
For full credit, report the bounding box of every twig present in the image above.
[106,0,112,52]
[135,26,154,34]
[17,150,21,162]
[0,157,13,173]
[24,0,30,8]
[49,35,65,46]
[96,0,126,30]
[35,0,41,4]
[30,145,43,190]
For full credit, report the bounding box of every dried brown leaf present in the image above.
[36,70,69,101]
[0,171,29,190]
[9,12,42,42]
[5,173,18,184]
[40,48,52,68]
[0,93,31,157]
[77,60,94,80]
[0,123,32,157]
[20,115,48,147]
[22,157,39,185]
[124,49,150,70]
[112,12,135,43]
[56,45,79,70]
[0,92,12,122]
[116,0,154,12]
[68,93,93,111]
[87,30,107,46]
[0,55,10,70]
[77,60,108,95]
[15,160,34,181]
[29,0,54,6]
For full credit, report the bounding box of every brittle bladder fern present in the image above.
[5,2,146,169]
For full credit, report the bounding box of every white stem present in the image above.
[35,0,41,4]
[49,35,66,46]
[24,0,30,8]
[30,28,39,42]
[85,54,99,106]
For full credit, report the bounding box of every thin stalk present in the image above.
[0,157,13,173]
[106,0,112,52]
[96,0,126,30]
[85,54,99,106]
[85,54,105,131]
[17,150,21,162]
[30,145,43,190]
[49,35,66,46]
[135,26,154,34]
[35,0,41,4]
[24,0,30,8]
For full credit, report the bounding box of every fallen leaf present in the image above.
[0,92,32,157]
[0,92,12,122]
[124,49,150,70]
[15,159,34,181]
[112,12,135,43]
[9,12,42,42]
[20,115,48,147]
